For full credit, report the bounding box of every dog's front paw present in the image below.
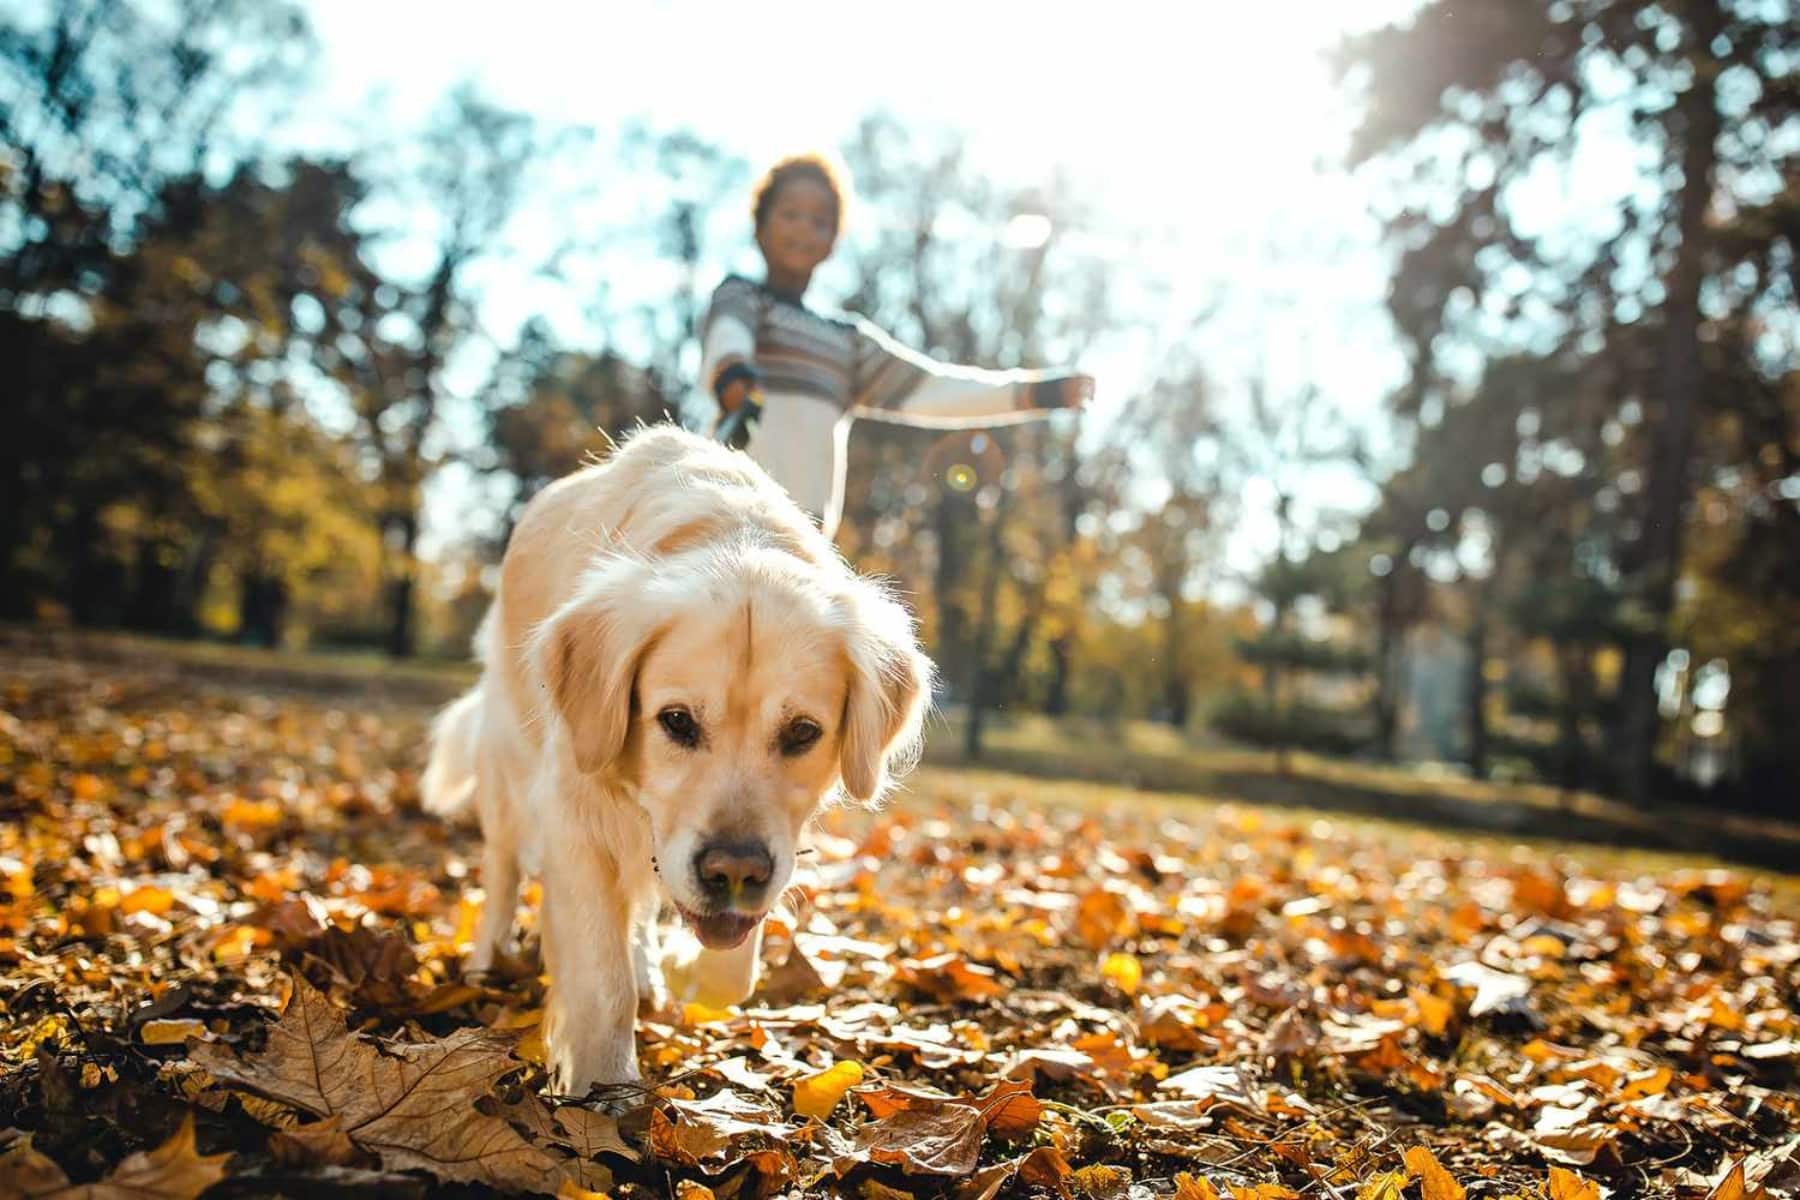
[550,1057,647,1116]
[545,1008,644,1111]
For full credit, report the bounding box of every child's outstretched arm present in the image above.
[848,318,1091,428]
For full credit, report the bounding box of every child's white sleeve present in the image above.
[848,317,1052,428]
[700,276,760,397]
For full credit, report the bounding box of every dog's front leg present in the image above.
[540,835,640,1099]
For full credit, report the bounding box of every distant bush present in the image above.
[1232,633,1372,675]
[1209,691,1368,757]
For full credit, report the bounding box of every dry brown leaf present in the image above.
[854,1100,986,1176]
[1018,1146,1074,1195]
[895,954,1007,1003]
[268,1114,368,1168]
[1174,1174,1223,1200]
[649,1090,787,1167]
[1159,1063,1264,1114]
[0,1115,230,1200]
[192,972,573,1192]
[970,1077,1041,1140]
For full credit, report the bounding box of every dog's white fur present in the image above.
[421,426,931,1096]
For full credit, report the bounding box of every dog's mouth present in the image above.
[676,905,762,950]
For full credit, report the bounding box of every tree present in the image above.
[342,85,547,657]
[484,318,671,545]
[0,0,317,619]
[1337,0,1796,803]
[832,114,1115,757]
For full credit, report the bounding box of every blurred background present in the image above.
[3,0,1794,815]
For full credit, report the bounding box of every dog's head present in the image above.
[537,545,930,949]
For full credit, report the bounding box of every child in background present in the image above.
[702,153,1093,540]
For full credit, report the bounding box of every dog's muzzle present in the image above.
[678,838,774,949]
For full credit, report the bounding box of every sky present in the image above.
[284,0,1422,581]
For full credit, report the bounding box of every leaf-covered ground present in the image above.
[1,649,1796,1200]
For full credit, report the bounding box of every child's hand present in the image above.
[1025,374,1094,411]
[718,377,750,413]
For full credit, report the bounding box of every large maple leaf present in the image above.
[192,973,595,1194]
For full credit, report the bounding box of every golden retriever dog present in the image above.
[421,425,931,1097]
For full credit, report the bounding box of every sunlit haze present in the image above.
[290,1,1419,576]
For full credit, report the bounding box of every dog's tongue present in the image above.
[686,909,760,950]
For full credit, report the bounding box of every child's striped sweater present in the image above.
[700,274,1056,537]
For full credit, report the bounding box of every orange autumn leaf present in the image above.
[1404,1146,1467,1200]
[1545,1167,1601,1200]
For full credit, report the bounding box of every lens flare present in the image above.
[945,464,977,492]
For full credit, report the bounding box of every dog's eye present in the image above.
[779,718,822,756]
[657,707,701,748]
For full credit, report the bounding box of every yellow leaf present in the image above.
[1617,1066,1671,1101]
[120,885,176,916]
[222,797,284,830]
[1357,1171,1408,1200]
[20,1013,71,1059]
[682,1002,735,1026]
[1175,1173,1223,1200]
[558,1183,612,1200]
[860,1181,915,1200]
[1545,1167,1600,1200]
[211,924,263,964]
[141,1018,211,1046]
[793,1059,865,1119]
[516,1023,547,1066]
[1520,934,1567,959]
[1100,952,1143,996]
[1413,990,1454,1037]
[1404,1146,1466,1200]
[674,1181,715,1200]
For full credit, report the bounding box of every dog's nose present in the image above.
[693,839,774,906]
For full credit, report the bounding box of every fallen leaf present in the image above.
[970,1077,1041,1140]
[854,1100,986,1176]
[1100,952,1142,996]
[895,954,1007,1003]
[1174,1173,1223,1200]
[269,1114,367,1168]
[193,972,575,1192]
[1545,1167,1601,1200]
[0,1114,230,1200]
[1404,1146,1466,1200]
[1159,1063,1263,1114]
[1356,1171,1408,1200]
[793,1059,865,1119]
[141,1018,209,1046]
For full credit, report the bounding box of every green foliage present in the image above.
[1233,632,1372,676]
[1209,691,1368,758]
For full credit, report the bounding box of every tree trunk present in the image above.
[385,510,419,658]
[1161,583,1187,729]
[962,504,1007,761]
[1619,2,1722,807]
[1044,635,1073,716]
[1465,607,1490,780]
[238,569,289,649]
[1555,644,1593,797]
[1371,553,1411,760]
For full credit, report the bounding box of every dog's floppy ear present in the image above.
[837,582,933,804]
[536,557,665,777]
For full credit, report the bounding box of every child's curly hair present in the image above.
[751,153,851,236]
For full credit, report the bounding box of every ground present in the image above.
[0,638,1796,1200]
